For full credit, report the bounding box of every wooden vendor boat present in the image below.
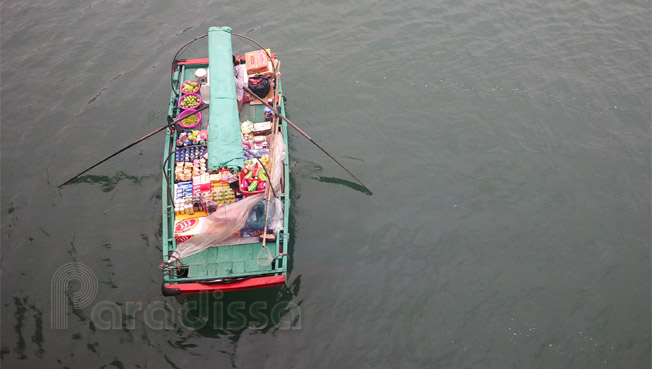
[160,27,290,296]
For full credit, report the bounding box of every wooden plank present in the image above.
[232,261,245,274]
[188,264,208,278]
[231,244,245,261]
[166,275,286,294]
[206,246,219,262]
[176,58,209,65]
[217,246,232,262]
[205,262,219,277]
[245,260,260,273]
[218,262,234,276]
[240,243,254,261]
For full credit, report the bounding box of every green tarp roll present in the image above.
[207,26,244,170]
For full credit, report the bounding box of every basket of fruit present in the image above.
[240,162,268,197]
[177,109,202,130]
[178,93,202,110]
[180,80,200,94]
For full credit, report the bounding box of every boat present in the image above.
[159,27,290,296]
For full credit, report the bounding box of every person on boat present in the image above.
[233,55,247,112]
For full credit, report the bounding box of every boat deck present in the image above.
[162,58,289,290]
[167,241,276,281]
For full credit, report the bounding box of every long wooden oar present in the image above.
[259,69,283,247]
[243,86,373,195]
[58,105,210,187]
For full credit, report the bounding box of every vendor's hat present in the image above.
[264,107,273,114]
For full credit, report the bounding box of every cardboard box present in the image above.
[245,49,273,75]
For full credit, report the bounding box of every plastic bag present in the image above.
[168,193,264,261]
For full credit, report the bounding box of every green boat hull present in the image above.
[160,31,290,295]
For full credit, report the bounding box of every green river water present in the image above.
[1,0,650,367]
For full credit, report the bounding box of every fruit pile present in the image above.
[180,113,199,127]
[179,94,201,109]
[181,80,199,94]
[240,160,268,193]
